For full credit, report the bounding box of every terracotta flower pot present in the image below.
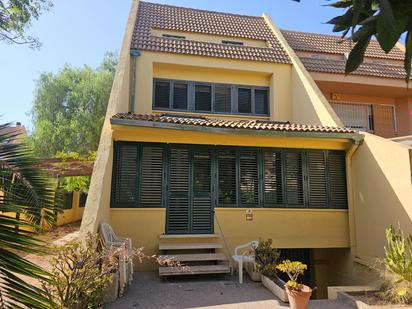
[286,285,312,309]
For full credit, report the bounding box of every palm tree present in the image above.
[0,123,58,308]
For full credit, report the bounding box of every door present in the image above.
[167,147,213,234]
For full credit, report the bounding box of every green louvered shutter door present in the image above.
[140,145,164,207]
[328,151,348,209]
[306,151,328,208]
[284,151,304,208]
[239,151,259,206]
[263,150,283,207]
[218,150,237,207]
[111,143,139,208]
[192,150,213,234]
[167,147,190,234]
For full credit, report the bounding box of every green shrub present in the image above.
[254,239,280,278]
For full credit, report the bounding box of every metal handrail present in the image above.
[214,210,232,267]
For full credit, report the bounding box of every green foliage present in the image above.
[254,239,281,278]
[0,123,59,308]
[0,0,52,48]
[293,0,412,82]
[60,176,90,192]
[276,260,307,291]
[379,225,412,304]
[41,233,115,309]
[30,52,117,157]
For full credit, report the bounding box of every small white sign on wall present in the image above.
[246,208,253,221]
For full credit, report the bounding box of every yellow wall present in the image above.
[110,208,349,271]
[351,133,412,258]
[57,191,84,226]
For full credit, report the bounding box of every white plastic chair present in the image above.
[99,222,134,295]
[232,240,258,284]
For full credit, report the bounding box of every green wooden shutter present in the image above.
[63,191,73,209]
[153,80,170,108]
[79,192,87,208]
[173,82,188,110]
[327,151,348,209]
[111,142,139,208]
[306,151,327,208]
[139,145,164,207]
[255,89,268,115]
[239,151,259,206]
[168,147,190,234]
[263,150,283,207]
[284,151,304,207]
[192,149,213,233]
[218,150,237,206]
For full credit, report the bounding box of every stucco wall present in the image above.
[57,191,84,226]
[351,133,412,258]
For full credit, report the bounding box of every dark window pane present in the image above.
[63,192,73,209]
[328,151,347,209]
[255,89,268,114]
[154,80,170,108]
[239,151,258,205]
[218,151,237,205]
[195,84,212,112]
[79,192,87,208]
[307,151,327,208]
[215,85,231,113]
[284,152,304,207]
[173,83,188,110]
[238,88,252,113]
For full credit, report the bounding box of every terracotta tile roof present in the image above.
[300,57,408,80]
[112,113,356,134]
[132,2,290,64]
[281,29,404,61]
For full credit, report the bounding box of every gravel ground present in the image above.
[105,271,352,309]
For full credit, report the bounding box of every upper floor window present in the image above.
[153,79,269,116]
[222,40,244,46]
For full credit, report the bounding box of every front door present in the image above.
[167,147,213,234]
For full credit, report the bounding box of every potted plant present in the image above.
[276,260,312,309]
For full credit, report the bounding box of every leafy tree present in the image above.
[293,0,412,81]
[0,123,58,308]
[30,52,117,157]
[0,0,53,48]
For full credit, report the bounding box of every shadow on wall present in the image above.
[352,133,412,258]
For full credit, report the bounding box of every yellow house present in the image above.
[80,1,412,298]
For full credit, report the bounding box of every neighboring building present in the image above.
[282,30,412,138]
[0,122,27,144]
[80,1,412,299]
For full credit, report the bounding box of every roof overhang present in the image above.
[110,117,364,144]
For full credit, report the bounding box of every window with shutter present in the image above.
[173,82,188,110]
[306,151,327,208]
[140,146,164,207]
[284,151,304,207]
[192,150,213,233]
[255,89,268,115]
[238,88,252,113]
[263,150,283,207]
[63,191,73,209]
[153,80,170,109]
[111,143,138,207]
[239,151,259,206]
[195,84,212,112]
[328,151,347,209]
[79,192,87,208]
[214,85,232,113]
[167,148,190,233]
[218,151,237,206]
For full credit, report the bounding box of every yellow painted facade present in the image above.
[80,0,412,298]
[57,191,84,226]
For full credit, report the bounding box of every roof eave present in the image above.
[110,118,364,144]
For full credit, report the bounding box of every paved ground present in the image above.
[105,272,352,309]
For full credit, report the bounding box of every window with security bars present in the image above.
[111,142,348,209]
[152,78,269,116]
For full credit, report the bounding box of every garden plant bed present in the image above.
[338,290,411,308]
[261,274,288,303]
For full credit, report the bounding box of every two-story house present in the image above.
[80,1,412,298]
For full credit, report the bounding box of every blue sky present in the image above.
[0,0,341,131]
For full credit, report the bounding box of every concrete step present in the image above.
[159,234,220,239]
[159,264,231,276]
[159,253,228,262]
[159,242,223,250]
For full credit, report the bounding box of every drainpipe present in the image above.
[129,49,141,113]
[346,139,362,258]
